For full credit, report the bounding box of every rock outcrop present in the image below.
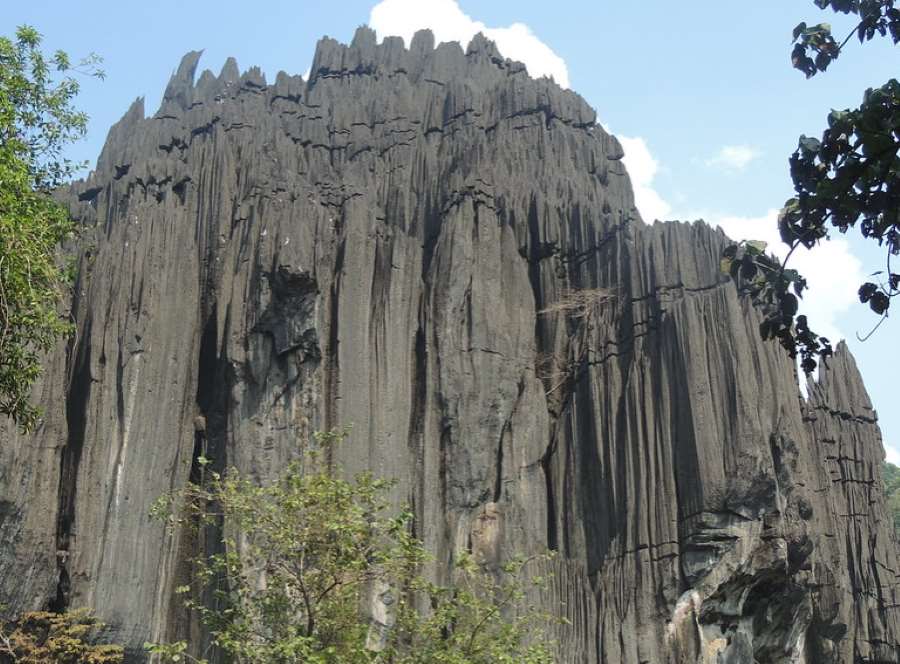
[1,28,898,662]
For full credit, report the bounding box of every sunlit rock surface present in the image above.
[1,27,898,662]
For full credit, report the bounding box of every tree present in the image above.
[722,1,899,371]
[0,609,124,663]
[0,26,102,431]
[147,430,556,664]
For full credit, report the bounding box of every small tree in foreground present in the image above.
[0,26,103,431]
[148,430,556,664]
[0,609,123,663]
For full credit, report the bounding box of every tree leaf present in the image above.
[745,239,768,254]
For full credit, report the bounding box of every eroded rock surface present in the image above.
[1,28,898,662]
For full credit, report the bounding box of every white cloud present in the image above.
[705,145,761,171]
[885,443,900,465]
[615,138,863,341]
[368,0,569,88]
[593,121,899,464]
[711,209,864,345]
[618,135,672,222]
[707,211,896,459]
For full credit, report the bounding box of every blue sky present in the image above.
[7,0,899,459]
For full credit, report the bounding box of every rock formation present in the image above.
[1,27,898,662]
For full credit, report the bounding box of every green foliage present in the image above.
[0,25,102,431]
[883,461,900,535]
[721,239,833,373]
[724,1,899,371]
[0,609,124,663]
[791,1,899,77]
[148,430,556,664]
[386,553,555,664]
[785,81,899,319]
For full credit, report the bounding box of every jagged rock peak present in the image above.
[150,28,590,121]
[89,30,602,194]
[308,26,541,86]
[218,56,240,84]
[807,340,879,425]
[3,25,898,664]
[161,50,203,111]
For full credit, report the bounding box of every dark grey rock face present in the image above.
[1,27,898,662]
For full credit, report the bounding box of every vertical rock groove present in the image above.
[0,28,897,663]
[170,305,230,660]
[50,328,92,612]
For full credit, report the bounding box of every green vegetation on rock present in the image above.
[883,461,900,535]
[0,609,123,663]
[148,430,557,664]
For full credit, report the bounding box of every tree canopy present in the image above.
[0,26,101,431]
[723,1,899,371]
[148,430,557,664]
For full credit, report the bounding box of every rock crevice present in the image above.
[1,28,898,663]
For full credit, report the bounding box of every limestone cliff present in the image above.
[1,28,898,662]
